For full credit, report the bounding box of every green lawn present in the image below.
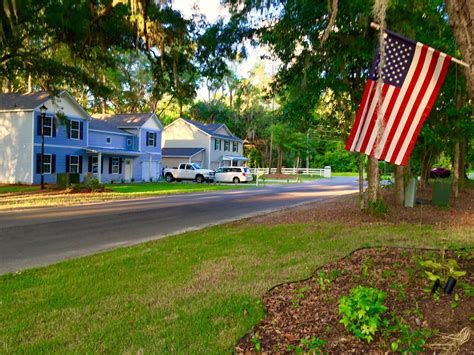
[106,182,253,194]
[1,221,472,353]
[0,185,39,194]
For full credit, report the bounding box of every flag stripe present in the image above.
[399,54,451,165]
[369,86,400,156]
[350,81,377,151]
[390,50,443,164]
[385,45,436,162]
[378,44,428,161]
[359,84,390,154]
[345,81,373,151]
[355,83,383,151]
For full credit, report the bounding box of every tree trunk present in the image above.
[445,0,473,111]
[358,153,365,210]
[268,131,273,170]
[367,156,380,203]
[276,146,283,174]
[4,79,11,93]
[452,142,460,198]
[419,148,432,189]
[27,74,32,93]
[394,165,405,205]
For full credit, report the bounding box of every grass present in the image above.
[0,185,39,194]
[0,183,256,210]
[106,182,252,194]
[1,221,472,353]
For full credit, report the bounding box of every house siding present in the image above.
[0,111,34,184]
[89,130,136,150]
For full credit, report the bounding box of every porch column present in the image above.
[98,152,102,183]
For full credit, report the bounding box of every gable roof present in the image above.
[0,90,91,119]
[182,118,242,141]
[93,113,159,128]
[0,92,50,111]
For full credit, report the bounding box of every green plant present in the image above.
[339,286,387,343]
[420,248,466,285]
[360,257,374,280]
[250,333,261,352]
[383,315,433,353]
[366,198,389,215]
[389,282,406,301]
[287,337,326,354]
[382,270,396,279]
[317,270,331,291]
[291,287,308,308]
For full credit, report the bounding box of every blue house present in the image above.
[0,91,162,184]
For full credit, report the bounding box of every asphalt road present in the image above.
[0,177,358,274]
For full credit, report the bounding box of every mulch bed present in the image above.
[235,248,474,354]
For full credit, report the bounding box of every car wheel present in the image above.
[233,177,240,184]
[165,174,174,183]
[196,175,204,183]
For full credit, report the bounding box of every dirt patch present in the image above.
[235,248,474,354]
[236,186,474,228]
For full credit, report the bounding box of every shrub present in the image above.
[339,286,387,343]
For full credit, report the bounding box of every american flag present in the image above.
[345,30,452,166]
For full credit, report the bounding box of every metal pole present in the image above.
[41,112,45,190]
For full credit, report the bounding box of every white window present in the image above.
[232,142,238,152]
[70,156,79,173]
[70,120,80,140]
[224,140,230,151]
[43,154,52,174]
[127,138,132,147]
[106,137,111,144]
[90,156,98,173]
[147,132,155,146]
[42,116,52,137]
[111,157,120,174]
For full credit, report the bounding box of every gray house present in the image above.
[161,118,246,170]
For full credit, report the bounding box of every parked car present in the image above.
[164,163,215,183]
[214,166,253,183]
[430,167,451,179]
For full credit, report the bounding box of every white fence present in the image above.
[250,166,331,178]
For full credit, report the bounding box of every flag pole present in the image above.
[370,22,469,68]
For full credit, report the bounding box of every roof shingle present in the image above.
[0,92,51,111]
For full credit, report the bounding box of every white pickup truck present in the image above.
[164,163,215,183]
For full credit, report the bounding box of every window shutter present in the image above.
[119,158,123,174]
[88,156,93,173]
[37,116,42,136]
[65,155,70,173]
[109,157,112,174]
[52,117,56,137]
[154,133,157,147]
[66,120,70,139]
[80,122,84,140]
[146,132,149,146]
[52,155,56,173]
[36,153,42,173]
[79,156,83,173]
[101,156,104,174]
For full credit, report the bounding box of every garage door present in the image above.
[142,161,160,182]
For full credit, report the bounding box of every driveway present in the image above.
[0,177,358,274]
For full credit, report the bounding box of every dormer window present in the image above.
[70,120,80,140]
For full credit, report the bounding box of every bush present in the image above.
[339,286,387,343]
[70,178,105,193]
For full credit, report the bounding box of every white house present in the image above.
[161,118,247,170]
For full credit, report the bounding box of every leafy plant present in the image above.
[339,286,387,343]
[360,257,374,280]
[250,333,261,352]
[291,287,308,308]
[383,315,433,353]
[287,337,326,354]
[420,248,466,285]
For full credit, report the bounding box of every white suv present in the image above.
[214,167,253,183]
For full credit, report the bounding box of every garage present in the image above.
[162,148,206,169]
[142,161,160,182]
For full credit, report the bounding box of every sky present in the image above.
[173,0,275,100]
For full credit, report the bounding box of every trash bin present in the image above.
[432,181,450,207]
[404,177,417,207]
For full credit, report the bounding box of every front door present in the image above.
[125,159,133,181]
